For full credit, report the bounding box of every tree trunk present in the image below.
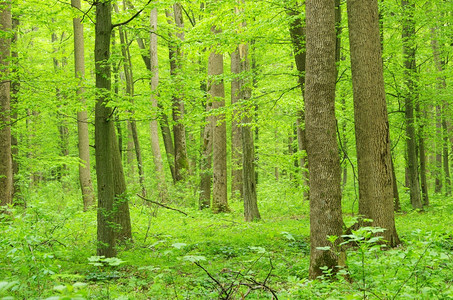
[133,32,176,183]
[305,0,344,279]
[348,0,400,246]
[402,0,422,209]
[0,1,12,207]
[288,5,309,201]
[114,4,146,197]
[166,4,189,182]
[149,7,169,204]
[10,16,20,203]
[95,1,116,257]
[239,42,260,222]
[199,100,213,209]
[230,48,243,199]
[209,26,228,213]
[415,101,429,206]
[72,0,95,211]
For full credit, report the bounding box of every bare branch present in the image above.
[136,194,194,218]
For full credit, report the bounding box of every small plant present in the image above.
[86,256,125,298]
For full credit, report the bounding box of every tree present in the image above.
[231,48,243,200]
[149,6,169,204]
[347,0,400,246]
[305,0,344,279]
[209,25,228,213]
[401,0,422,209]
[94,0,117,257]
[71,0,95,211]
[166,3,189,182]
[0,1,12,207]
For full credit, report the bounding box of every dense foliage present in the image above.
[1,0,453,298]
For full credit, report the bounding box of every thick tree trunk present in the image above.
[72,0,95,211]
[305,0,344,279]
[166,4,189,182]
[149,7,169,204]
[0,1,12,207]
[348,0,400,246]
[209,26,228,213]
[230,48,243,199]
[95,1,116,257]
[402,0,422,209]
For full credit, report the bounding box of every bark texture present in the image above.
[167,4,189,182]
[305,0,344,279]
[95,1,116,257]
[0,1,12,207]
[402,0,422,209]
[72,0,95,211]
[348,0,400,246]
[209,27,228,213]
[149,7,169,203]
[230,48,243,199]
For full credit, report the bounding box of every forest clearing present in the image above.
[1,0,452,298]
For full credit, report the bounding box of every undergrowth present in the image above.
[0,180,452,299]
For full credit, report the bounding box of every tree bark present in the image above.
[0,1,12,207]
[230,48,243,199]
[209,26,228,213]
[199,100,213,209]
[166,4,189,182]
[347,0,400,246]
[72,0,95,211]
[288,5,309,201]
[10,16,20,203]
[305,0,344,279]
[95,1,116,257]
[149,7,169,203]
[402,0,422,209]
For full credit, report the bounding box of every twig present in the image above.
[112,0,153,29]
[194,261,228,297]
[136,194,194,218]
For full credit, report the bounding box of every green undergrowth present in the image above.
[0,181,452,299]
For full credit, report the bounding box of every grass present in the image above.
[0,179,452,299]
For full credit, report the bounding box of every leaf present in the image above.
[249,246,266,253]
[183,255,206,263]
[281,231,295,241]
[103,257,125,266]
[172,242,187,249]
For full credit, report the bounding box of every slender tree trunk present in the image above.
[72,0,95,211]
[430,26,449,195]
[231,48,243,199]
[199,100,213,209]
[239,42,260,222]
[415,101,429,205]
[402,0,422,209]
[209,26,228,213]
[166,4,189,182]
[10,16,20,203]
[305,0,344,279]
[149,7,169,203]
[348,0,400,246]
[133,33,176,183]
[114,4,146,197]
[0,1,12,207]
[288,5,309,201]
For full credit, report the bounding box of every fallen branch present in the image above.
[136,194,194,218]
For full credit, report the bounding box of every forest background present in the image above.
[0,0,453,298]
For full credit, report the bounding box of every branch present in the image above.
[112,0,153,29]
[194,261,228,296]
[136,194,194,218]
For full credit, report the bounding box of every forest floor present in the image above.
[1,179,452,299]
